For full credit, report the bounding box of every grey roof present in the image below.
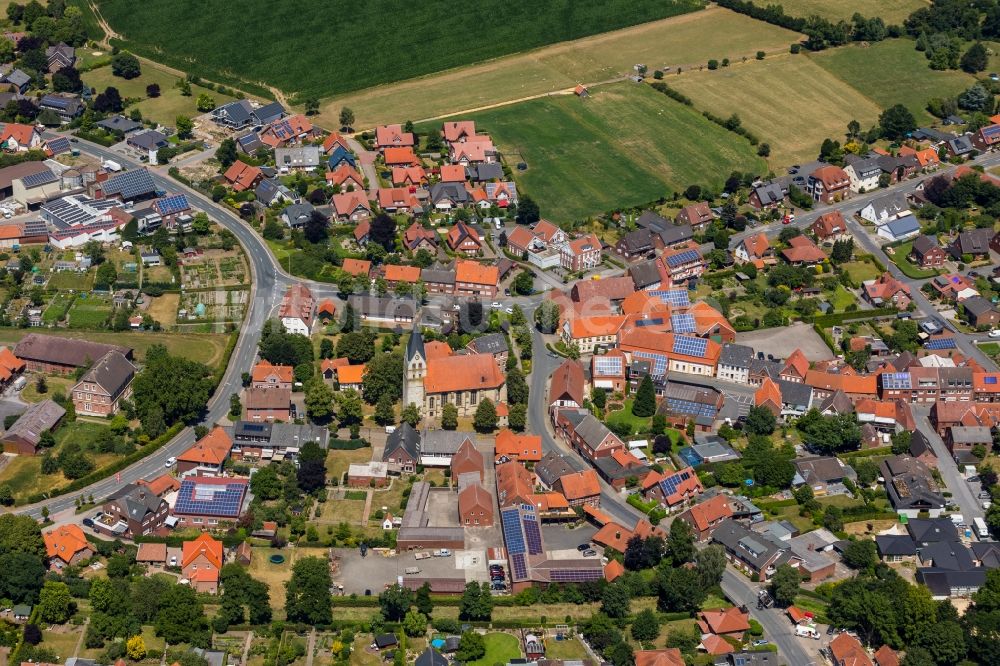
[629,259,662,289]
[909,431,934,459]
[468,332,508,355]
[719,343,753,370]
[237,131,264,154]
[105,482,163,521]
[618,228,653,254]
[776,378,812,408]
[722,652,778,666]
[876,535,916,557]
[192,649,225,666]
[419,430,472,456]
[950,425,992,444]
[275,145,321,168]
[919,540,975,571]
[864,191,908,217]
[594,454,650,481]
[127,130,168,151]
[963,295,996,318]
[2,399,64,447]
[794,456,854,484]
[712,518,789,570]
[911,234,940,257]
[918,568,987,596]
[406,325,425,363]
[282,202,315,227]
[907,518,959,544]
[749,358,782,381]
[349,295,418,321]
[912,127,956,143]
[534,451,578,488]
[429,182,470,205]
[4,69,30,87]
[102,168,158,200]
[253,101,286,126]
[212,99,254,126]
[880,455,945,512]
[752,180,787,206]
[636,210,669,230]
[952,227,994,255]
[384,422,420,462]
[415,648,448,666]
[97,114,143,134]
[256,177,296,204]
[970,541,1000,568]
[565,411,614,449]
[845,153,882,176]
[883,214,920,238]
[77,351,135,399]
[947,135,974,154]
[468,163,503,182]
[420,267,455,284]
[818,390,853,415]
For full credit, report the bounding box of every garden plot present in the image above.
[177,289,248,325]
[179,251,249,289]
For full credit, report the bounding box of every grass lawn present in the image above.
[147,293,180,327]
[887,241,939,279]
[978,341,1000,356]
[20,374,75,403]
[465,633,522,666]
[701,593,730,610]
[843,260,881,284]
[810,39,975,125]
[464,81,766,222]
[776,0,926,23]
[246,546,326,616]
[0,420,113,501]
[318,496,365,525]
[66,294,112,329]
[830,284,857,311]
[48,271,95,291]
[605,398,652,434]
[325,446,372,484]
[318,6,799,127]
[42,291,76,325]
[671,53,882,167]
[81,62,236,127]
[543,638,588,661]
[0,329,229,367]
[41,627,83,661]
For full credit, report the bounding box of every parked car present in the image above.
[577,543,591,551]
[979,491,992,499]
[82,518,94,528]
[583,549,597,557]
[989,329,1000,338]
[490,301,502,309]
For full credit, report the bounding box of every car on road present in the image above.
[583,549,597,557]
[989,329,1000,338]
[984,501,993,509]
[165,456,176,468]
[577,543,591,551]
[753,639,769,646]
[979,491,992,499]
[490,301,502,309]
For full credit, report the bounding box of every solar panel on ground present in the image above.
[672,335,708,357]
[671,313,696,334]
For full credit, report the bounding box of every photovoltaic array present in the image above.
[670,313,696,334]
[672,334,708,357]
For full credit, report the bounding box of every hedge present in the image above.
[840,446,892,459]
[807,307,899,327]
[328,438,370,450]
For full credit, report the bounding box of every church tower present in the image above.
[402,324,426,411]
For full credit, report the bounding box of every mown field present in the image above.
[0,329,229,367]
[669,53,882,167]
[95,0,705,100]
[775,0,927,23]
[465,82,766,222]
[810,38,975,124]
[318,7,800,127]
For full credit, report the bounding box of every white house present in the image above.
[859,192,910,225]
[876,214,921,243]
[844,156,882,193]
[278,283,315,335]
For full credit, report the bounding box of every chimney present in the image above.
[615,530,621,540]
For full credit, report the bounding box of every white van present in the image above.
[795,625,820,639]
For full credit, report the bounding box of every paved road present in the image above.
[721,569,815,666]
[912,406,985,523]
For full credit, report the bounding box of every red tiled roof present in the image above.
[383,146,419,166]
[454,259,497,286]
[495,429,542,462]
[682,494,733,532]
[604,559,625,582]
[440,164,466,182]
[252,359,293,383]
[177,427,232,466]
[557,469,601,500]
[223,161,262,191]
[698,607,750,635]
[181,533,223,569]
[829,633,873,666]
[425,353,504,394]
[44,524,90,563]
[782,235,826,263]
[341,258,371,276]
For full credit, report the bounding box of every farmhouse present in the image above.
[70,350,136,417]
[0,399,65,455]
[14,333,133,374]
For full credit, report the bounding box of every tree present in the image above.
[304,377,335,422]
[506,367,528,405]
[378,584,412,621]
[891,430,912,455]
[600,583,631,619]
[823,505,844,532]
[146,83,160,97]
[285,557,332,625]
[374,393,395,426]
[879,104,916,140]
[473,398,497,433]
[667,518,695,564]
[304,210,329,244]
[441,402,458,430]
[513,270,534,295]
[215,138,237,168]
[632,375,656,417]
[195,93,216,112]
[175,115,194,140]
[131,345,212,434]
[959,83,993,112]
[961,42,989,73]
[361,351,403,405]
[369,212,397,251]
[458,582,493,621]
[38,580,73,623]
[657,566,705,613]
[339,107,355,131]
[94,262,118,289]
[768,564,801,607]
[744,405,777,435]
[631,608,661,641]
[111,52,141,79]
[126,635,146,661]
[695,545,727,588]
[0,551,45,603]
[401,403,421,427]
[534,300,560,334]
[304,97,320,115]
[154,583,209,646]
[515,196,540,225]
[402,609,427,637]
[336,330,377,364]
[93,86,124,113]
[249,464,282,501]
[52,65,82,93]
[795,409,861,453]
[0,513,45,557]
[455,631,485,662]
[414,582,433,617]
[296,440,327,493]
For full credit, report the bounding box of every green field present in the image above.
[0,329,229,367]
[670,53,882,167]
[82,63,236,127]
[775,0,927,23]
[465,634,522,666]
[319,6,800,127]
[811,38,975,124]
[66,294,112,329]
[95,0,704,100]
[466,82,766,222]
[42,292,76,324]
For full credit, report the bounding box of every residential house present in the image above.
[458,483,493,526]
[963,295,1000,328]
[717,343,754,384]
[382,423,420,473]
[181,533,224,594]
[794,456,856,494]
[279,283,314,335]
[326,164,365,191]
[382,264,422,289]
[859,192,910,225]
[43,525,94,570]
[676,202,714,230]
[384,147,420,167]
[451,438,484,482]
[910,235,947,268]
[733,232,773,268]
[876,214,921,243]
[0,122,41,152]
[1,69,30,94]
[554,408,625,462]
[553,469,602,507]
[494,430,542,463]
[223,161,263,192]
[403,221,438,252]
[176,427,233,476]
[844,154,882,193]
[950,228,993,261]
[331,192,372,222]
[420,266,455,295]
[972,123,1000,151]
[781,235,826,265]
[863,273,911,310]
[660,242,705,282]
[260,114,315,148]
[454,259,499,298]
[446,221,482,255]
[466,333,508,366]
[828,634,874,666]
[244,387,291,422]
[676,494,734,540]
[275,146,321,171]
[591,349,627,393]
[98,483,169,539]
[172,476,249,529]
[251,359,293,390]
[375,124,415,149]
[70,350,135,417]
[807,165,850,203]
[944,425,992,459]
[549,358,585,412]
[126,130,168,162]
[496,460,536,509]
[377,187,422,214]
[616,228,654,259]
[881,455,946,518]
[946,135,975,159]
[749,179,788,210]
[561,315,625,354]
[642,467,703,508]
[561,233,603,271]
[281,202,315,229]
[326,145,357,170]
[38,93,83,122]
[45,42,75,71]
[811,210,850,242]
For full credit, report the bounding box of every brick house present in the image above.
[382,423,420,473]
[910,235,947,268]
[446,222,482,255]
[13,333,132,374]
[555,408,625,462]
[181,533,224,594]
[176,427,233,476]
[454,259,499,298]
[43,524,94,570]
[676,202,714,230]
[560,233,603,272]
[676,494,734,541]
[553,469,602,507]
[70,350,135,417]
[244,387,292,421]
[450,438,484,482]
[99,484,170,539]
[251,359,293,390]
[458,483,493,526]
[807,165,850,204]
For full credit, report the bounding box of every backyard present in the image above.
[464,633,521,666]
[886,241,940,279]
[66,293,113,329]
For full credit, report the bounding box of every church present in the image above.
[402,326,507,420]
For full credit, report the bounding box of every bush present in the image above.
[707,59,719,70]
[790,43,801,54]
[749,619,763,636]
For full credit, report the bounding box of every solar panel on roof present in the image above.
[510,552,528,579]
[672,335,708,358]
[666,249,700,267]
[593,356,623,376]
[665,397,717,419]
[46,136,71,155]
[882,372,912,389]
[104,169,156,200]
[21,170,57,188]
[549,568,603,583]
[174,479,246,517]
[634,318,664,328]
[633,351,667,376]
[671,313,696,334]
[651,288,690,307]
[924,338,956,350]
[658,469,692,497]
[524,518,543,555]
[501,508,526,554]
[156,194,189,215]
[985,376,998,385]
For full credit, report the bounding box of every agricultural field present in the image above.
[670,53,882,166]
[810,38,975,124]
[94,0,705,101]
[466,82,766,222]
[0,329,230,367]
[775,0,926,23]
[318,7,800,127]
[81,61,236,127]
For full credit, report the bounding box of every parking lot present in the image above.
[333,545,493,595]
[736,321,834,361]
[542,522,599,552]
